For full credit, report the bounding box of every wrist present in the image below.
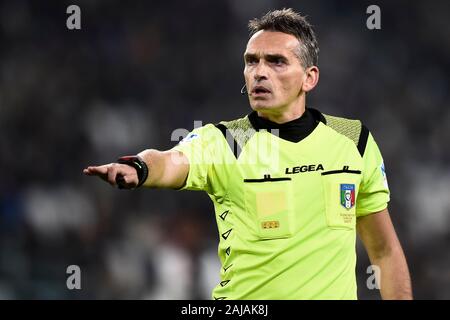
[117,155,149,188]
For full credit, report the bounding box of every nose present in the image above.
[253,62,268,81]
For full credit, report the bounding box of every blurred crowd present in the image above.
[0,0,449,299]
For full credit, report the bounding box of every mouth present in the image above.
[251,85,272,97]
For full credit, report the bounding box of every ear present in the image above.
[302,66,319,93]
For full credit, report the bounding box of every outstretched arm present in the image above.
[83,149,189,189]
[357,208,413,299]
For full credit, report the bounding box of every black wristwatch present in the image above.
[117,155,149,188]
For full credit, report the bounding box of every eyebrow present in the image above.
[244,53,288,62]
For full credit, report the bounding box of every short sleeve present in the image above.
[171,124,219,192]
[356,132,390,217]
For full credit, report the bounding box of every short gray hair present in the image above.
[248,8,319,68]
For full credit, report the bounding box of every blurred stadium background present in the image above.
[0,0,449,299]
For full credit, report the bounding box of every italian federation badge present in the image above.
[340,184,355,210]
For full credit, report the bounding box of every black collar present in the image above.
[248,107,324,143]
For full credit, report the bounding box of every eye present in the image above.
[246,57,258,66]
[272,58,285,66]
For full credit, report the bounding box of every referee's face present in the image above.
[244,30,306,116]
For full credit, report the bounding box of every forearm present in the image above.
[357,209,413,300]
[137,149,188,189]
[369,246,413,300]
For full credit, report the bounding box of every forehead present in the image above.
[245,30,300,56]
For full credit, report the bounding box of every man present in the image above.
[84,8,412,300]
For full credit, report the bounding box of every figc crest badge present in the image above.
[340,184,355,210]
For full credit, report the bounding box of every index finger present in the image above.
[83,165,109,176]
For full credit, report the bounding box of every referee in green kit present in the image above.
[84,8,412,300]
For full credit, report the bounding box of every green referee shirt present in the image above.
[171,107,390,300]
